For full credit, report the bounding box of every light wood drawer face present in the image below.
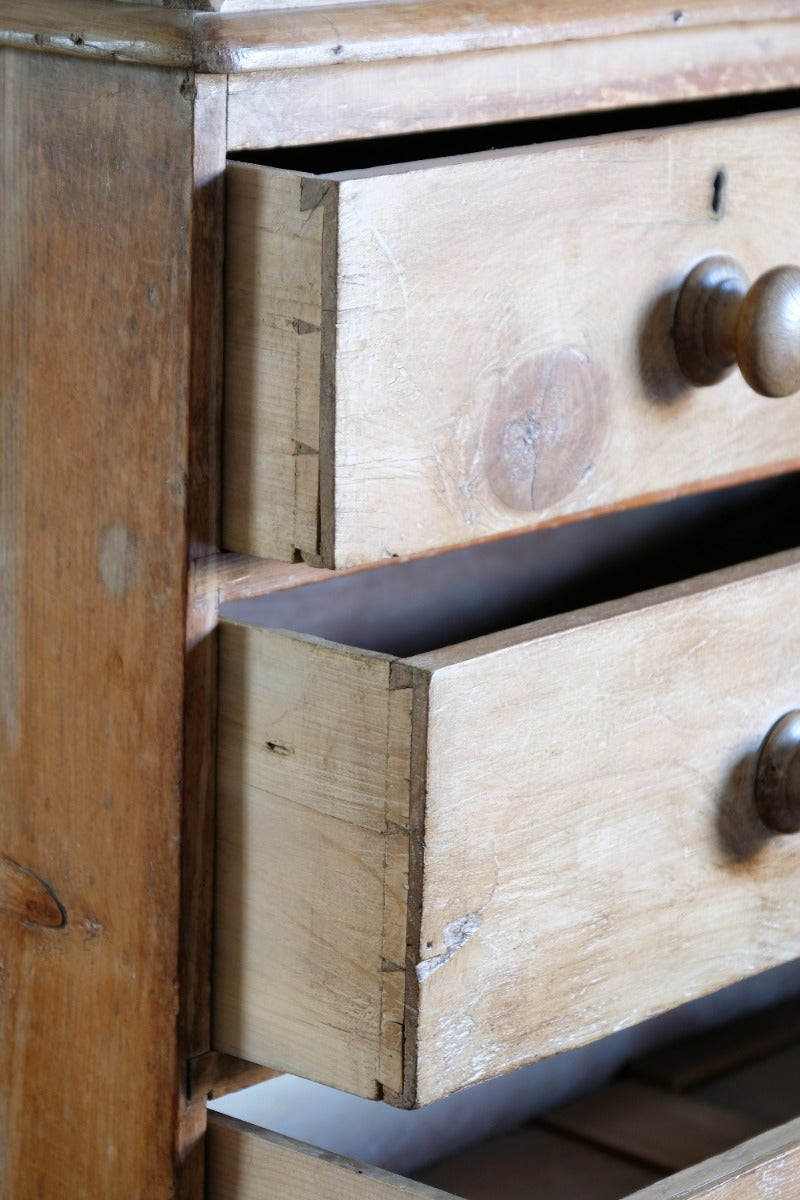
[223,109,800,569]
[207,1000,800,1199]
[213,547,800,1106]
[206,1114,800,1200]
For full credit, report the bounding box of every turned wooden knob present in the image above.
[754,711,800,834]
[674,256,800,396]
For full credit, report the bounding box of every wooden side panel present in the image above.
[318,111,800,566]
[0,51,193,1197]
[206,1114,449,1200]
[223,163,327,563]
[409,554,800,1104]
[213,623,412,1098]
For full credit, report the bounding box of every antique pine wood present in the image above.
[206,1113,800,1200]
[5,2,800,1198]
[0,46,202,1198]
[214,548,800,1107]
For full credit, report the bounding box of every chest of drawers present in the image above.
[3,2,800,1197]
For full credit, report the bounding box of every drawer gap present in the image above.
[230,89,800,177]
[220,473,800,659]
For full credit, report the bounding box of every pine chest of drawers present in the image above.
[4,3,800,1197]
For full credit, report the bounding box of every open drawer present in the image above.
[222,105,800,568]
[206,997,800,1198]
[213,478,800,1106]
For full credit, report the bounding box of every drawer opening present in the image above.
[220,473,800,659]
[208,978,800,1199]
[230,89,800,177]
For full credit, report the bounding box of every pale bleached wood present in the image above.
[200,2,800,72]
[409,550,800,1103]
[206,1113,453,1200]
[226,111,800,567]
[696,1044,800,1127]
[216,548,800,1104]
[213,622,413,1098]
[206,1113,800,1200]
[0,0,193,66]
[226,25,800,148]
[223,164,326,563]
[544,1080,766,1173]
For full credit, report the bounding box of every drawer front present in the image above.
[206,1113,800,1200]
[223,109,800,569]
[213,550,800,1105]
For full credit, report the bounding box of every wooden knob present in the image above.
[674,256,800,396]
[754,711,800,834]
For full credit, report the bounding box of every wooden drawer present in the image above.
[207,1117,800,1200]
[212,484,800,1107]
[206,999,800,1199]
[223,107,800,569]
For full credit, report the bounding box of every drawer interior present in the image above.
[220,472,800,656]
[207,986,800,1199]
[224,100,800,568]
[416,995,800,1199]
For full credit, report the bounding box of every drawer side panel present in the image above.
[214,623,412,1098]
[223,164,325,563]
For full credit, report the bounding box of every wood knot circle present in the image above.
[482,349,608,511]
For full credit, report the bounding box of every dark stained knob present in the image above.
[754,711,800,834]
[674,256,800,397]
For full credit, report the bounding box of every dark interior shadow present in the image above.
[637,281,693,407]
[716,750,773,865]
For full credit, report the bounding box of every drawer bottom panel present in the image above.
[207,996,800,1200]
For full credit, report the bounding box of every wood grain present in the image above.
[206,1112,800,1200]
[223,165,327,563]
[215,548,800,1105]
[225,111,800,567]
[206,1113,453,1200]
[0,50,195,1198]
[408,550,800,1103]
[628,1117,800,1199]
[213,622,413,1099]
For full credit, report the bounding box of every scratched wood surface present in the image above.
[216,549,800,1105]
[0,49,200,1198]
[224,110,800,568]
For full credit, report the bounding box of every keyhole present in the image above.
[711,169,726,218]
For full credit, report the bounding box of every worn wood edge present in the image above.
[542,1079,767,1174]
[385,664,430,1108]
[194,2,800,72]
[206,1111,455,1198]
[625,1116,800,1199]
[319,182,340,568]
[0,0,194,66]
[378,679,415,1099]
[407,547,800,673]
[213,621,406,1097]
[628,997,800,1092]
